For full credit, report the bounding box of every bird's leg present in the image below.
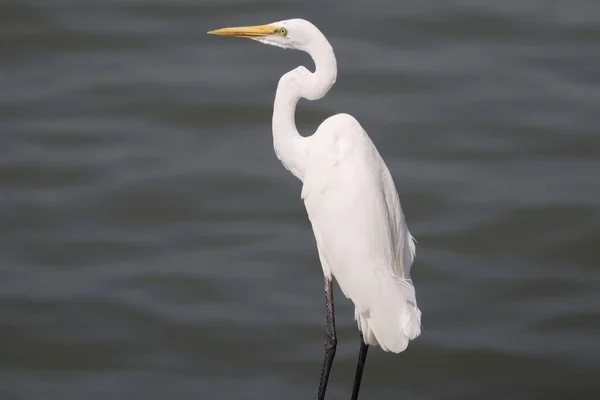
[350,334,369,400]
[317,277,337,400]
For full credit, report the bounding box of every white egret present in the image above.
[208,19,421,400]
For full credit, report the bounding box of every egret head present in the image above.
[208,18,325,52]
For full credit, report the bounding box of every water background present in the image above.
[1,0,599,399]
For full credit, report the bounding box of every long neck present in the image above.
[272,39,337,181]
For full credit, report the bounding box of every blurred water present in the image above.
[1,0,599,399]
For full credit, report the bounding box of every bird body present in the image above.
[302,113,421,353]
[208,18,421,399]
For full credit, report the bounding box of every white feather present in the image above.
[301,113,421,352]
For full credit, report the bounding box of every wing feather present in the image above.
[301,114,421,352]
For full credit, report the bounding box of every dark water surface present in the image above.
[1,1,599,399]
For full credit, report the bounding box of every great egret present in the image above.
[208,19,421,400]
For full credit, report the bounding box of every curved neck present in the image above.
[272,39,337,181]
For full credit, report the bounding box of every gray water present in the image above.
[1,1,599,399]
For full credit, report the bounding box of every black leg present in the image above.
[317,277,337,400]
[350,334,369,400]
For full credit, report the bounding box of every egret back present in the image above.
[301,113,421,353]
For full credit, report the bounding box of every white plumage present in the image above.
[301,113,421,352]
[208,18,421,399]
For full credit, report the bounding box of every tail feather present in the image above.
[355,276,421,353]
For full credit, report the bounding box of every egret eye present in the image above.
[279,27,287,36]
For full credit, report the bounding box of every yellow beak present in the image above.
[207,24,277,39]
